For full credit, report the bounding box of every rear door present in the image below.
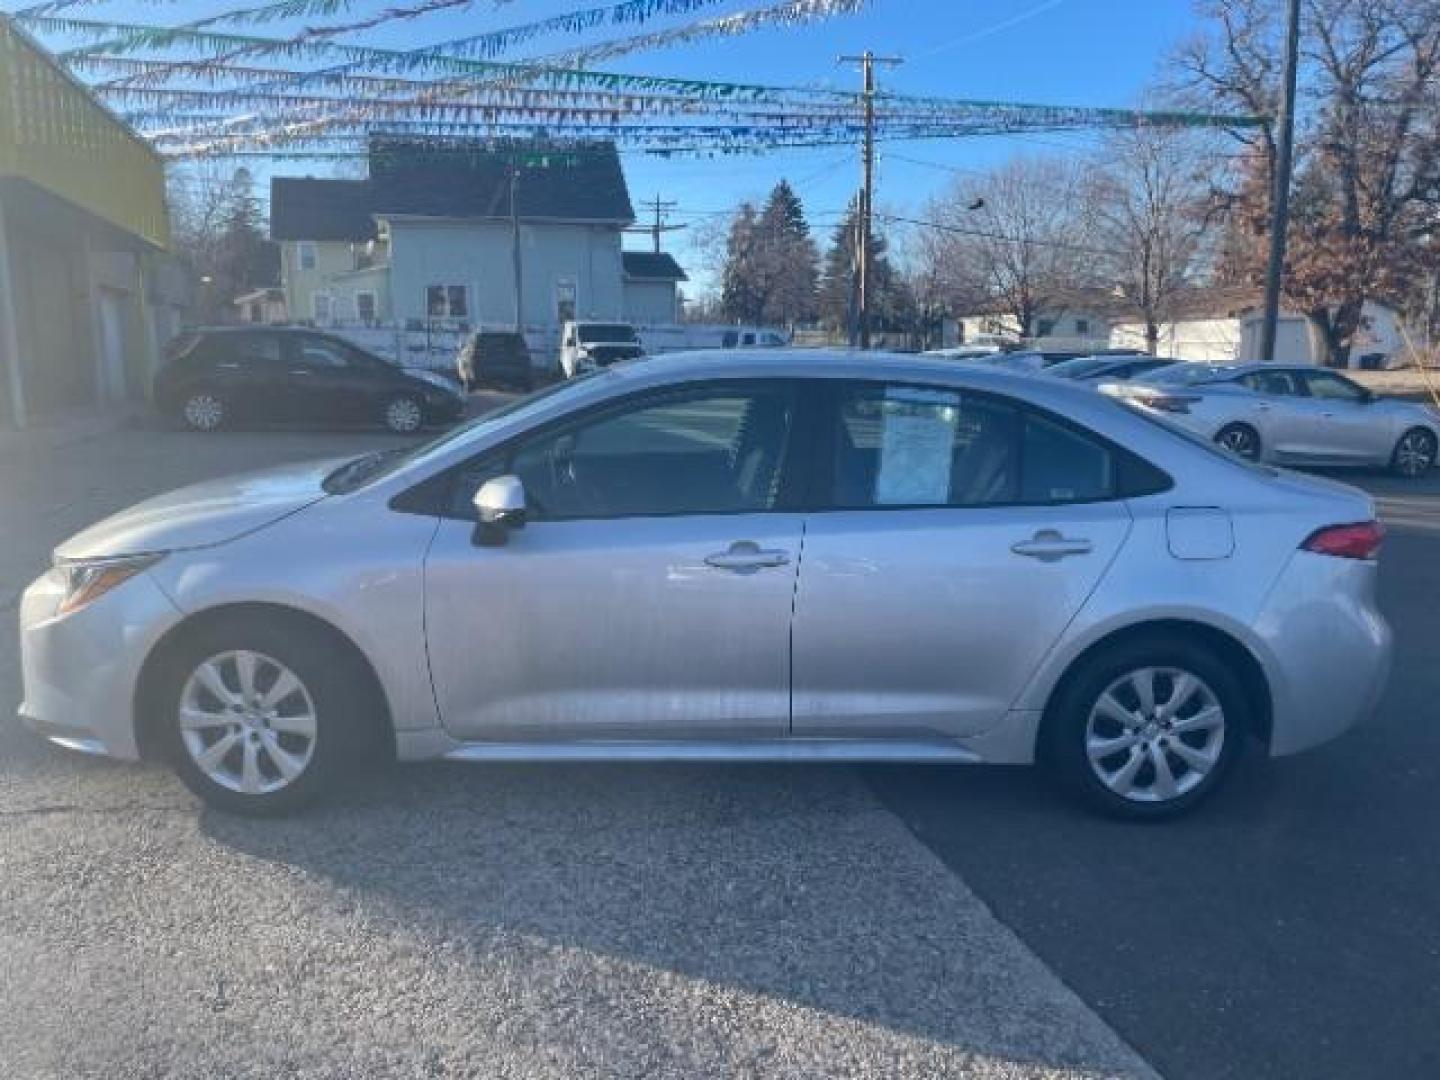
[1236,368,1310,458]
[791,381,1135,740]
[210,332,287,419]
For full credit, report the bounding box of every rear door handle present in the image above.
[705,541,790,571]
[1011,530,1093,561]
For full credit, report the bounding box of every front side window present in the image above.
[493,385,795,521]
[1303,371,1367,402]
[827,384,1126,508]
[1243,369,1305,396]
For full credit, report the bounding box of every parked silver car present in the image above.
[20,352,1392,819]
[1102,362,1439,476]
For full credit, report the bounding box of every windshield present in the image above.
[323,373,604,494]
[577,324,638,344]
[1135,362,1237,386]
[1046,357,1114,379]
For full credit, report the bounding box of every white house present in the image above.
[269,139,686,338]
[954,289,1119,353]
[1109,288,1417,367]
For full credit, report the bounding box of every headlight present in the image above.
[407,369,461,393]
[55,553,164,615]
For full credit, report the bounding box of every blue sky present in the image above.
[21,0,1206,291]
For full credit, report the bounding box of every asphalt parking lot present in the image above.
[1,409,1437,1079]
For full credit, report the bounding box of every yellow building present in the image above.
[0,16,185,426]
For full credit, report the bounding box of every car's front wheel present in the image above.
[382,394,424,434]
[1043,635,1247,820]
[155,615,379,815]
[180,389,226,432]
[1391,427,1437,478]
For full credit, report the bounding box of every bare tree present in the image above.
[921,157,1094,339]
[1088,126,1218,354]
[1176,0,1440,365]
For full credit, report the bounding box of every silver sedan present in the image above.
[19,352,1392,820]
[1102,362,1440,476]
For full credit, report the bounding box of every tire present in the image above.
[382,394,425,435]
[179,389,226,432]
[1390,427,1437,478]
[1041,634,1248,821]
[154,613,383,816]
[1214,422,1261,461]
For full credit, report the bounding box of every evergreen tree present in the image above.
[720,202,766,324]
[818,197,911,338]
[755,179,819,326]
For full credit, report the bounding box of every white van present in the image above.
[559,321,645,377]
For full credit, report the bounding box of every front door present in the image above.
[283,334,371,423]
[1296,370,1389,461]
[792,383,1133,740]
[424,380,803,741]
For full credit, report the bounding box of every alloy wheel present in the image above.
[1394,430,1436,477]
[1085,666,1226,804]
[183,393,224,431]
[177,650,318,795]
[385,397,423,433]
[1216,425,1259,460]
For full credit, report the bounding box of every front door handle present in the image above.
[1011,530,1093,562]
[705,541,790,572]
[288,369,315,377]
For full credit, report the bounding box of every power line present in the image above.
[875,212,1128,257]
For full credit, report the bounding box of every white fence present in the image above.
[314,320,791,374]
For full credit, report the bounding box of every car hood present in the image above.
[55,458,346,561]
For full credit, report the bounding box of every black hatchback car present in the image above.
[155,328,467,433]
[456,330,535,392]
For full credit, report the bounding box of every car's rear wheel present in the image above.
[1390,427,1436,478]
[1215,422,1261,461]
[1043,635,1247,820]
[382,394,424,434]
[180,390,226,432]
[156,616,377,815]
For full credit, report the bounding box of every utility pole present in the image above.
[627,194,685,253]
[1259,0,1301,364]
[510,153,524,331]
[839,50,902,349]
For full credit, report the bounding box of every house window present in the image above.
[1036,319,1056,337]
[555,279,577,325]
[1076,319,1091,334]
[298,242,317,271]
[356,291,377,324]
[312,293,333,324]
[426,285,469,320]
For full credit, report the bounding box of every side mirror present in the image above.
[472,475,526,546]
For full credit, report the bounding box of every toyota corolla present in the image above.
[19,352,1392,819]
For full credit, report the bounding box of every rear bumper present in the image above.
[1255,551,1392,756]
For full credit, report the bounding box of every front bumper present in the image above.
[17,567,182,760]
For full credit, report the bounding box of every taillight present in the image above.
[1302,521,1384,560]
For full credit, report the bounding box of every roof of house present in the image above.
[623,251,688,281]
[269,177,377,242]
[269,140,634,241]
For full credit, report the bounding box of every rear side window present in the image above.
[825,383,1169,509]
[222,333,283,367]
